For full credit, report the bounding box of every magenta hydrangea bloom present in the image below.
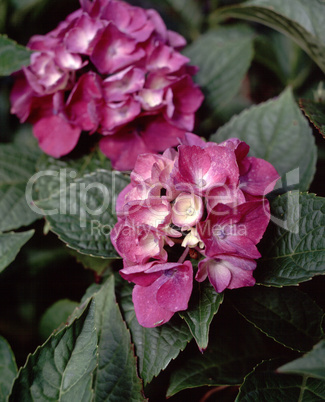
[112,133,279,327]
[10,0,203,170]
[120,261,193,327]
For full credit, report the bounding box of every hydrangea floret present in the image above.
[10,0,203,170]
[112,133,280,327]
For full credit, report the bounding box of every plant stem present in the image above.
[178,246,189,264]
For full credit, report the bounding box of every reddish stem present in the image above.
[178,246,189,264]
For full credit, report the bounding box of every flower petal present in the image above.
[33,115,81,157]
[133,281,174,327]
[156,261,193,312]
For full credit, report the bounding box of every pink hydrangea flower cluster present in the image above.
[10,0,203,170]
[112,133,279,327]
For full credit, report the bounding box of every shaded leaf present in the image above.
[179,281,223,352]
[9,277,144,401]
[254,31,313,88]
[256,193,325,286]
[69,249,113,275]
[9,301,98,401]
[36,149,111,201]
[0,230,34,273]
[279,340,325,380]
[0,336,17,401]
[236,359,325,401]
[10,0,48,13]
[36,169,129,258]
[167,313,270,397]
[230,286,324,352]
[165,0,203,31]
[92,277,144,401]
[211,0,325,73]
[119,281,192,384]
[0,140,41,231]
[211,87,317,191]
[0,35,31,75]
[0,1,7,32]
[183,25,254,114]
[39,299,79,341]
[300,98,325,138]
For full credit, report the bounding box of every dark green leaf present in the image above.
[36,149,112,201]
[39,299,79,341]
[0,139,41,231]
[165,0,203,31]
[211,87,317,191]
[279,340,325,380]
[167,313,270,397]
[211,0,325,73]
[254,31,313,88]
[230,286,324,352]
[9,301,98,401]
[69,249,113,275]
[300,98,325,138]
[256,193,325,286]
[9,277,144,401]
[183,25,254,114]
[81,284,103,305]
[10,0,46,10]
[36,169,129,257]
[179,282,223,352]
[0,1,7,32]
[0,35,31,75]
[236,359,325,401]
[92,277,144,401]
[0,336,17,401]
[119,281,192,384]
[0,230,34,273]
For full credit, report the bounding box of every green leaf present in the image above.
[10,0,47,13]
[183,25,254,114]
[36,149,112,201]
[0,230,34,273]
[256,193,325,286]
[0,139,42,231]
[39,299,79,341]
[10,277,144,401]
[236,359,325,401]
[230,286,324,352]
[92,277,144,401]
[254,31,313,88]
[69,249,113,275]
[9,301,98,401]
[167,313,270,397]
[0,1,7,33]
[119,281,192,384]
[36,169,129,257]
[0,35,32,75]
[10,0,46,10]
[211,87,317,191]
[0,336,17,401]
[279,340,325,380]
[179,282,223,352]
[147,0,203,39]
[300,98,325,138]
[165,0,203,31]
[211,0,325,74]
